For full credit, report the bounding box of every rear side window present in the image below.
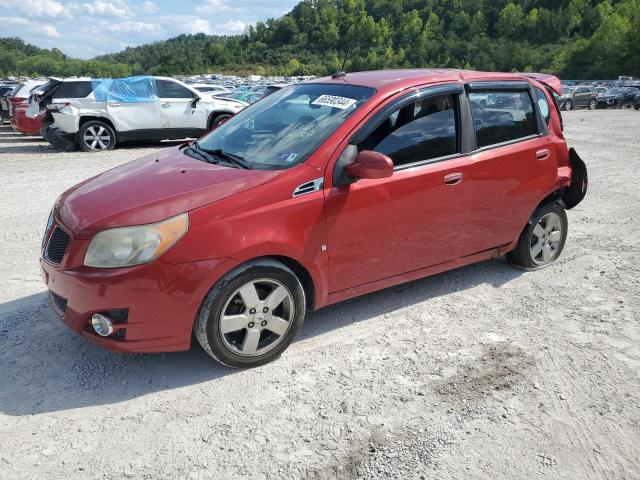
[535,88,551,125]
[469,91,536,148]
[156,80,194,99]
[361,94,458,167]
[53,81,93,99]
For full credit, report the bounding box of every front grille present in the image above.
[50,291,68,313]
[45,227,70,264]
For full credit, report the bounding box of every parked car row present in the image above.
[3,76,258,152]
[555,84,640,110]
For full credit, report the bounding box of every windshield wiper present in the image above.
[206,148,250,169]
[184,141,219,164]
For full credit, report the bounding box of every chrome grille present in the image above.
[45,227,70,264]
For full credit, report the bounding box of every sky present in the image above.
[0,0,299,59]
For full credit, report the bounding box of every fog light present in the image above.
[91,314,114,337]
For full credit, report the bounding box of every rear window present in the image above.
[469,91,537,148]
[53,81,93,99]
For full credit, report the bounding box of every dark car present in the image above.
[634,94,640,110]
[556,86,598,111]
[0,84,19,123]
[596,87,640,109]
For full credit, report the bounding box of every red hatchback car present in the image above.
[41,69,587,368]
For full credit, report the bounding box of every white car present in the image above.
[44,76,247,152]
[189,83,231,95]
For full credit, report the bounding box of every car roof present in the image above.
[307,69,543,94]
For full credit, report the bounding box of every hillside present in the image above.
[3,0,640,79]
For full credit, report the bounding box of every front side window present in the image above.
[359,94,458,167]
[197,83,375,170]
[469,91,536,148]
[156,80,194,99]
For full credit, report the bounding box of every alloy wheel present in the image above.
[219,278,295,357]
[83,125,112,150]
[529,212,563,266]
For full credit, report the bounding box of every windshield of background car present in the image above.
[197,83,375,170]
[606,88,622,95]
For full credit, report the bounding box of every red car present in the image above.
[11,106,45,136]
[41,69,587,368]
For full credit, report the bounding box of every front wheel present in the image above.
[78,120,116,152]
[209,113,232,129]
[563,100,573,111]
[194,259,306,368]
[507,203,568,271]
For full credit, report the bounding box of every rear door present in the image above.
[105,77,162,138]
[156,80,207,137]
[462,84,556,255]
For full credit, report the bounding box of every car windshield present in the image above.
[197,83,375,170]
[606,88,622,95]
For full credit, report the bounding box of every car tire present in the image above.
[563,100,573,111]
[634,105,640,111]
[588,99,597,110]
[507,203,568,271]
[194,259,307,368]
[209,113,232,129]
[78,120,116,152]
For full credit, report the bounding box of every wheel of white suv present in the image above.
[210,113,232,129]
[563,99,573,111]
[78,120,116,152]
[507,203,568,271]
[194,259,306,368]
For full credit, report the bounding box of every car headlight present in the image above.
[84,213,188,268]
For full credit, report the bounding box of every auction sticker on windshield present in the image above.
[311,95,358,110]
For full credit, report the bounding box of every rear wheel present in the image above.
[78,120,116,152]
[194,259,306,368]
[588,99,597,110]
[507,203,568,271]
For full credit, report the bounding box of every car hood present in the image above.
[57,145,281,236]
[598,95,620,101]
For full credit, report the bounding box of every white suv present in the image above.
[44,76,247,152]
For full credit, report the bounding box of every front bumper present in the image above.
[42,124,76,151]
[41,256,237,353]
[596,100,618,109]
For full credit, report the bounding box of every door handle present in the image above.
[109,103,121,107]
[536,149,551,161]
[161,103,171,108]
[443,172,463,185]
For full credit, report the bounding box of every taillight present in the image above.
[47,102,70,112]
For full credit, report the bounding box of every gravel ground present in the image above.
[0,110,639,480]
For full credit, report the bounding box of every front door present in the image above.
[156,80,207,137]
[325,91,473,293]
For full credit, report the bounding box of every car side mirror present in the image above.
[345,150,394,180]
[191,96,200,108]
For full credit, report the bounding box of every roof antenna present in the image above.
[333,27,354,79]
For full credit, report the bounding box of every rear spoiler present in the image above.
[521,73,563,95]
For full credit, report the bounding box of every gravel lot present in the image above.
[0,110,639,480]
